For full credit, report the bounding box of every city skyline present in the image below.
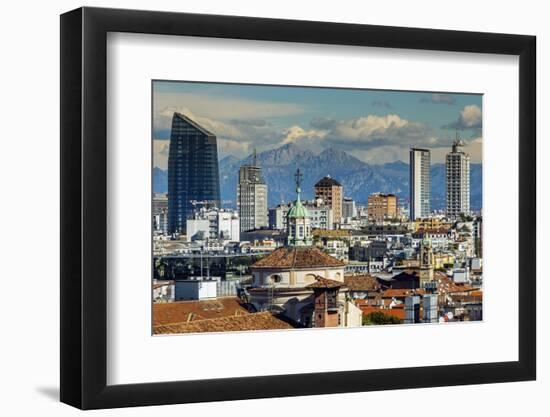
[153,81,482,169]
[152,81,483,335]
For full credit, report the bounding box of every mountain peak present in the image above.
[316,147,366,169]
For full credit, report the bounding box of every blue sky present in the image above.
[153,80,482,169]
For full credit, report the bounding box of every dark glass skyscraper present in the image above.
[167,113,221,234]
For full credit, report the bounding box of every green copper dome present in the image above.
[288,188,309,218]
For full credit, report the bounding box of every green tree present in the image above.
[363,311,402,325]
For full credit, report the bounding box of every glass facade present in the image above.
[167,113,221,234]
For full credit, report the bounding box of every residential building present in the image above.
[237,153,268,234]
[367,193,397,221]
[322,239,349,262]
[186,208,240,242]
[153,209,169,235]
[167,113,221,234]
[446,136,471,217]
[314,175,343,225]
[342,197,357,220]
[269,199,333,231]
[153,192,168,214]
[409,148,431,220]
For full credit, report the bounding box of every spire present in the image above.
[294,168,303,202]
[253,148,258,167]
[287,167,312,246]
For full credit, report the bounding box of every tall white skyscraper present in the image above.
[237,153,268,235]
[409,148,431,220]
[445,137,470,218]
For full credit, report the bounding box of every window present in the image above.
[270,274,282,284]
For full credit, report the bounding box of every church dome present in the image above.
[288,191,309,219]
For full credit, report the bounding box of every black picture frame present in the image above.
[60,6,536,410]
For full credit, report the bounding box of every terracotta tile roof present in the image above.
[306,276,344,289]
[153,297,250,326]
[251,246,344,269]
[153,311,296,334]
[449,294,483,303]
[435,273,478,294]
[381,288,425,298]
[344,275,382,291]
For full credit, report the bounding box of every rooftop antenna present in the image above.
[253,148,258,167]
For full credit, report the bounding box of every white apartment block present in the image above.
[446,138,471,218]
[237,164,268,233]
[269,199,333,231]
[410,148,431,220]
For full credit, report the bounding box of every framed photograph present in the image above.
[60,6,536,410]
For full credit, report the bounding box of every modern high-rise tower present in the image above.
[167,113,221,234]
[409,148,431,220]
[445,135,470,218]
[237,151,268,234]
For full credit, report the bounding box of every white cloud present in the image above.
[154,91,306,129]
[280,125,326,149]
[445,104,482,129]
[318,114,436,149]
[460,105,482,128]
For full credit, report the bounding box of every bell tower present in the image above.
[287,168,312,246]
[419,238,434,286]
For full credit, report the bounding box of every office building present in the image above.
[409,148,431,220]
[237,153,268,234]
[446,137,470,218]
[167,113,220,234]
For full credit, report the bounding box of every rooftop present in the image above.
[381,288,426,298]
[306,276,345,289]
[153,297,250,326]
[153,311,296,334]
[315,176,342,187]
[251,246,345,270]
[344,274,383,292]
